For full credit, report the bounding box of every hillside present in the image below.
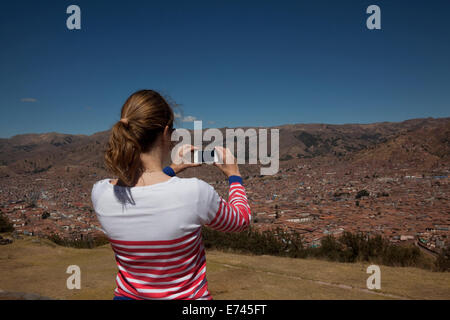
[0,235,449,300]
[352,123,450,168]
[0,117,448,182]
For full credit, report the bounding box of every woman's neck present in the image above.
[140,147,164,172]
[133,146,170,186]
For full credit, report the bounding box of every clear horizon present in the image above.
[3,116,448,140]
[1,0,449,138]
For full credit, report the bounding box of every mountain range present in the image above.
[0,117,448,180]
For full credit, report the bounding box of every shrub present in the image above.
[280,154,293,161]
[315,235,345,261]
[0,212,14,233]
[381,244,422,267]
[202,227,431,270]
[202,226,305,258]
[41,211,50,220]
[48,233,109,249]
[435,246,450,272]
[355,190,370,199]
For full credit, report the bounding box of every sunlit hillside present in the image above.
[0,235,449,300]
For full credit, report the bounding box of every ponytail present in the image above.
[104,90,174,187]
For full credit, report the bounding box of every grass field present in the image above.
[0,235,449,300]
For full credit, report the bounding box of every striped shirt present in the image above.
[91,175,251,300]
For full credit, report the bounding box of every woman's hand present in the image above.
[169,144,201,174]
[213,146,241,177]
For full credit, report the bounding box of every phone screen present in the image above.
[194,150,216,164]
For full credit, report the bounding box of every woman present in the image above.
[91,89,251,300]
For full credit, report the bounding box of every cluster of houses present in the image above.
[0,161,448,254]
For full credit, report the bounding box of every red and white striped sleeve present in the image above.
[197,177,251,232]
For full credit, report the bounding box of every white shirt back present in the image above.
[91,176,220,241]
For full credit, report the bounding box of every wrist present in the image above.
[228,175,243,185]
[174,164,185,174]
[225,170,241,178]
[164,165,177,176]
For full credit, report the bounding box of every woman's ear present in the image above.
[163,125,171,145]
[163,125,170,137]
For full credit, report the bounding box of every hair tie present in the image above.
[119,118,129,126]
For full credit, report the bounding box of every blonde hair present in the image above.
[104,90,174,187]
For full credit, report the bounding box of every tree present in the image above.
[355,190,370,199]
[0,213,14,233]
[41,211,50,220]
[435,246,450,272]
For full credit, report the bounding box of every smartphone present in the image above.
[193,149,219,164]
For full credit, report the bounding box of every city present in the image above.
[1,148,448,256]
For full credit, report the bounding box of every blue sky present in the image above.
[0,0,449,138]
